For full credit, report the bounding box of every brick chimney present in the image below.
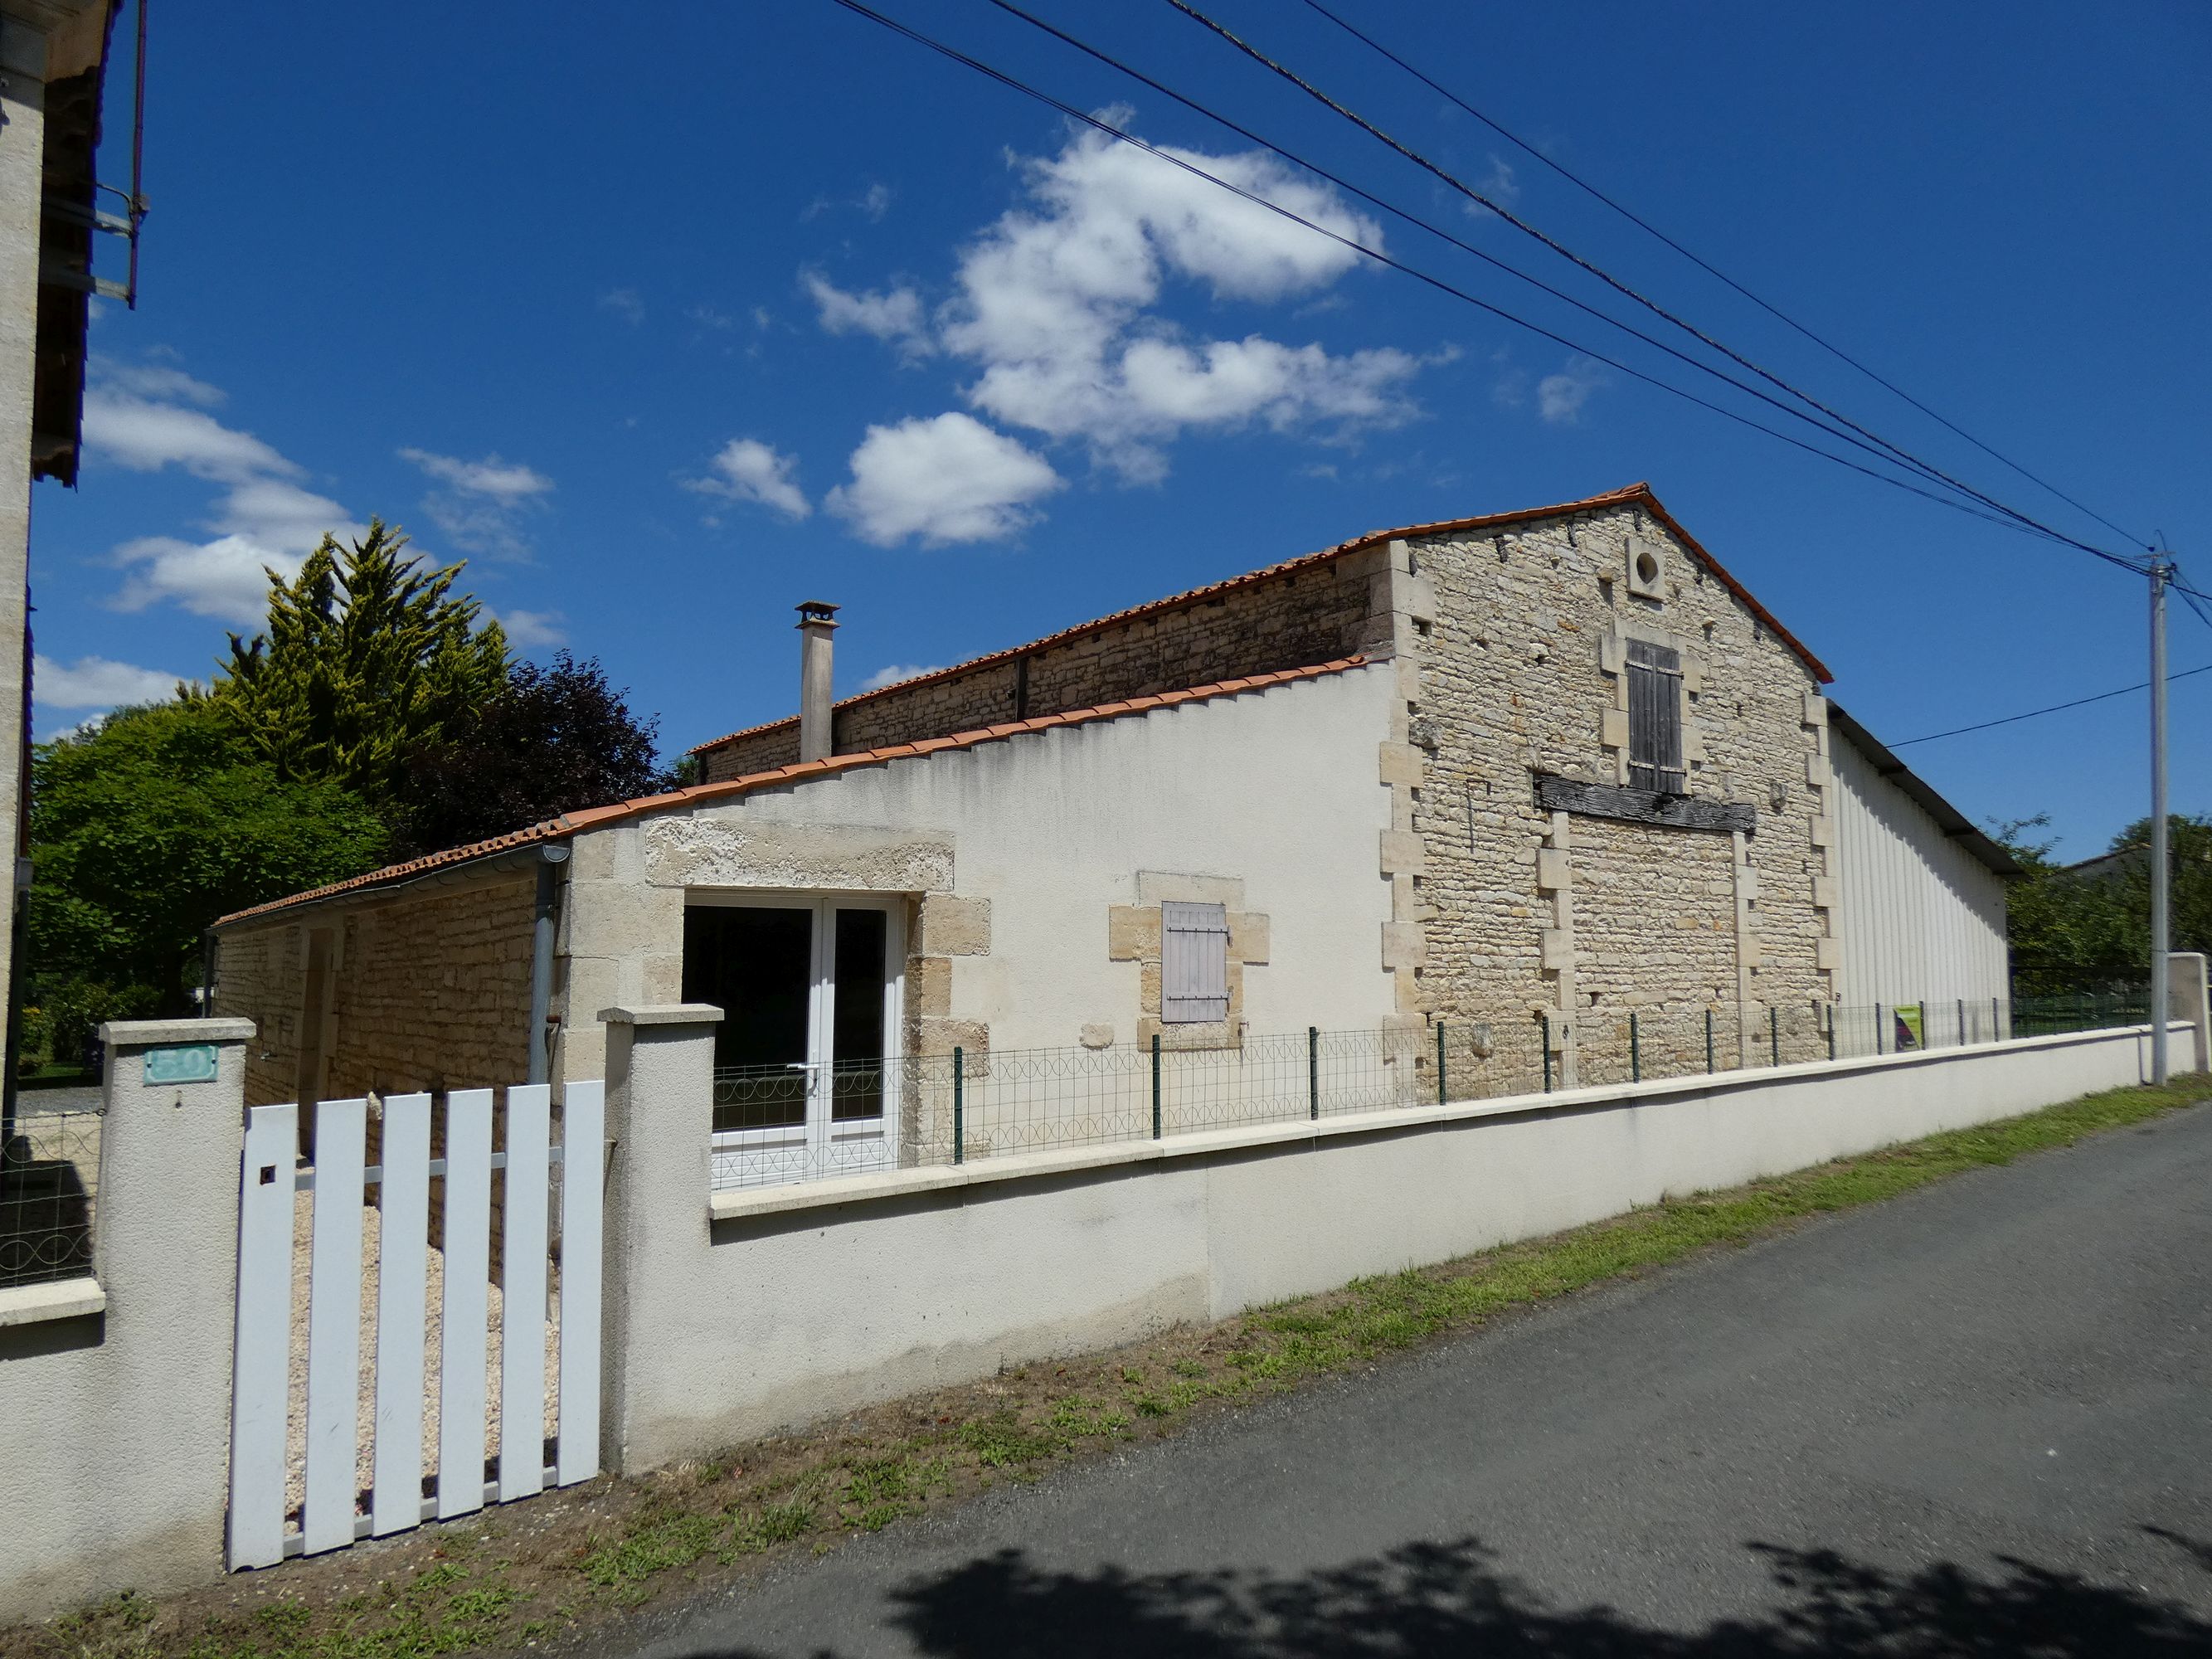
[797,601,839,762]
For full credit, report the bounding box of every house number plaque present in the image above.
[143,1044,220,1084]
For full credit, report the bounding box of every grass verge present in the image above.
[22,1076,2205,1659]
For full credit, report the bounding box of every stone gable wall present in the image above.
[1398,503,1832,1092]
[699,555,1383,781]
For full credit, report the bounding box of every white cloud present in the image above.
[805,274,931,360]
[1537,358,1609,425]
[90,358,226,406]
[860,661,950,692]
[33,654,191,711]
[399,448,553,504]
[827,412,1062,547]
[687,438,812,520]
[1462,155,1521,217]
[804,181,895,223]
[400,447,554,557]
[84,372,361,622]
[210,477,353,549]
[81,392,296,482]
[600,287,645,324]
[109,533,302,623]
[492,609,568,649]
[935,118,1417,479]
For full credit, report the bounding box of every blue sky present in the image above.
[33,0,2211,859]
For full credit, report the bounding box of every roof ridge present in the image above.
[689,482,1825,756]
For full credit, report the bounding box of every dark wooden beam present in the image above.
[1534,772,1756,835]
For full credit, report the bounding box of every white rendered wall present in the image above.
[0,1022,254,1623]
[561,663,1399,1073]
[602,1019,2190,1467]
[1828,732,2009,1007]
[0,22,48,1039]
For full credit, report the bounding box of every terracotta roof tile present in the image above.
[216,658,1370,929]
[689,483,1829,757]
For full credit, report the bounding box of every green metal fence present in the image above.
[2010,988,2151,1038]
[706,991,2157,1192]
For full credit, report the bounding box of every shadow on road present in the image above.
[690,1530,2212,1657]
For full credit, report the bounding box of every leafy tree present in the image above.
[197,519,508,806]
[395,652,669,857]
[1996,812,2212,996]
[27,702,387,1020]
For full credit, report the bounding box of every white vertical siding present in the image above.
[1829,732,2009,1006]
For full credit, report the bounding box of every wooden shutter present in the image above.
[1625,640,1685,794]
[1161,902,1230,1024]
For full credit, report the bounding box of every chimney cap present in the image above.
[795,600,840,627]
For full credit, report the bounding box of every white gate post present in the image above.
[0,1018,253,1618]
[596,1004,722,1477]
[2168,952,2210,1077]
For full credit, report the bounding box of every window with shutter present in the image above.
[1160,901,1230,1024]
[1625,639,1685,794]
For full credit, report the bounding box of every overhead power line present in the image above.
[818,0,2122,548]
[1159,0,2150,577]
[1888,661,2212,748]
[975,0,2113,562]
[1293,0,2151,555]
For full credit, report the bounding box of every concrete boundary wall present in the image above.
[604,1014,2200,1467]
[0,1020,254,1624]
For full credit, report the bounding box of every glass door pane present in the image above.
[830,907,888,1122]
[683,905,813,1133]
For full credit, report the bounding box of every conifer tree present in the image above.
[200,520,509,805]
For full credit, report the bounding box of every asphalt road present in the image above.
[595,1100,2212,1658]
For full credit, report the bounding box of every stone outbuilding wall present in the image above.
[696,550,1383,781]
[216,860,538,1109]
[215,485,1977,1119]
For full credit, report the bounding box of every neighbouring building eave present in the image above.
[1826,702,2023,878]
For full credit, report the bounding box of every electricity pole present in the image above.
[2150,553,2171,1086]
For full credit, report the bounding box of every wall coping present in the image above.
[0,1277,106,1327]
[601,1004,726,1027]
[98,1018,255,1046]
[707,1023,2195,1224]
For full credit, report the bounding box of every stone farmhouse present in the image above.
[210,482,2016,1174]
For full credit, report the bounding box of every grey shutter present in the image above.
[1161,902,1230,1024]
[1625,640,1685,794]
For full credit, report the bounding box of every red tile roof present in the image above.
[691,482,1830,757]
[213,657,1370,928]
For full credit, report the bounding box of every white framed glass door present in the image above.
[684,893,904,1188]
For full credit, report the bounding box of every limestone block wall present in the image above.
[215,865,537,1108]
[1399,503,1834,1090]
[216,919,304,1108]
[698,552,1381,781]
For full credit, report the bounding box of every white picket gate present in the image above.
[226,1082,604,1569]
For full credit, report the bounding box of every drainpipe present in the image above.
[527,844,571,1086]
[796,600,839,763]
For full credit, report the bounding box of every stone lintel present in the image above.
[1534,773,1756,835]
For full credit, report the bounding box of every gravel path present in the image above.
[283,1187,562,1524]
